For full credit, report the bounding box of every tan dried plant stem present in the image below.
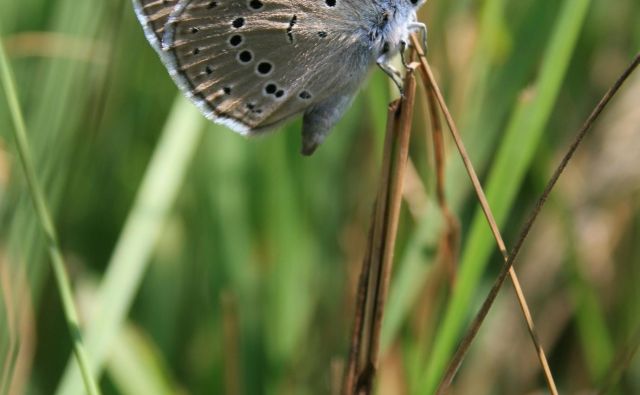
[425,82,460,284]
[343,64,418,395]
[409,34,559,395]
[416,36,640,392]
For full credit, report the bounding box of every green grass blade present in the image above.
[108,325,179,395]
[0,34,101,395]
[2,0,107,314]
[55,96,204,395]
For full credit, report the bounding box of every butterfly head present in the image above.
[408,0,427,8]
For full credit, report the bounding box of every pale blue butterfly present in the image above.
[132,0,427,155]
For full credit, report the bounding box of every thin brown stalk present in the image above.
[342,101,399,395]
[366,65,417,365]
[425,85,460,284]
[410,33,559,394]
[343,65,418,395]
[434,51,640,393]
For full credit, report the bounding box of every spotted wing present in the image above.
[133,0,375,135]
[133,0,179,47]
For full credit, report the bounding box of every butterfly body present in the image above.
[133,0,425,154]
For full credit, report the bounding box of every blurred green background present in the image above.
[1,0,639,394]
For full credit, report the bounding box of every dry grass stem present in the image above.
[425,84,460,284]
[343,64,418,395]
[432,50,640,394]
[342,102,397,395]
[410,33,559,394]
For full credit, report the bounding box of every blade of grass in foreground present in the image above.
[55,96,204,395]
[108,325,179,395]
[4,0,106,304]
[420,0,592,392]
[0,36,101,395]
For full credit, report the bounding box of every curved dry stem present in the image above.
[410,33,559,395]
[433,49,640,393]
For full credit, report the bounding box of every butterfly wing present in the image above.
[133,0,179,48]
[133,0,376,137]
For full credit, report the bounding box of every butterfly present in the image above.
[132,0,427,155]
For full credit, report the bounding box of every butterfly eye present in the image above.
[410,0,419,5]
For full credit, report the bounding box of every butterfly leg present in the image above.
[377,61,404,96]
[408,22,428,55]
[400,40,410,68]
[301,94,355,156]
